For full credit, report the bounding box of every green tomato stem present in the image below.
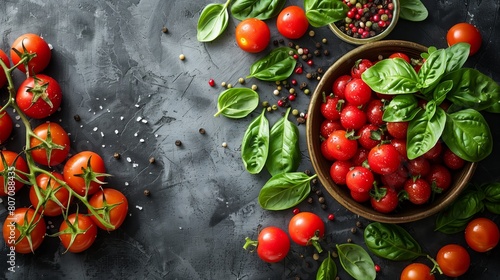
[243,237,258,251]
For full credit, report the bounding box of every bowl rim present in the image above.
[306,40,478,223]
[329,0,400,45]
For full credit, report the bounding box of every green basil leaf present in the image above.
[485,201,500,215]
[316,253,337,280]
[444,68,500,112]
[417,48,447,95]
[443,42,470,73]
[304,0,349,27]
[230,0,286,20]
[435,190,485,234]
[336,243,376,280]
[382,94,420,122]
[364,223,425,261]
[432,80,453,106]
[361,58,419,94]
[258,172,316,210]
[248,47,297,81]
[214,88,259,118]
[399,0,428,21]
[265,107,301,176]
[407,104,446,160]
[241,109,270,174]
[197,1,230,42]
[482,183,500,202]
[442,108,492,162]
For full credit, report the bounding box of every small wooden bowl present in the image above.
[306,40,477,223]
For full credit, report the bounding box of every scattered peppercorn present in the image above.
[307,197,314,204]
[73,114,81,121]
[221,81,227,87]
[311,178,318,185]
[208,79,215,87]
[113,152,121,159]
[278,38,284,44]
[313,253,320,260]
[221,142,227,148]
[144,189,151,196]
[273,39,279,46]
[297,117,305,124]
[322,38,327,44]
[292,208,300,215]
[315,190,322,196]
[149,157,155,164]
[288,42,294,48]
[292,109,299,116]
[321,204,327,210]
[331,251,338,258]
[351,227,357,234]
[175,140,182,146]
[179,54,185,60]
[318,197,325,204]
[238,77,245,84]
[308,30,315,37]
[199,128,206,134]
[251,84,258,90]
[356,221,363,228]
[328,214,335,221]
[161,26,168,33]
[323,49,330,56]
[347,238,352,243]
[375,264,381,272]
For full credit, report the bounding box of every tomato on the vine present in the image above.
[16,74,62,119]
[29,172,70,217]
[244,226,290,263]
[2,207,46,253]
[63,151,107,196]
[58,213,97,253]
[436,244,470,277]
[10,33,52,74]
[400,263,435,280]
[89,188,129,231]
[0,111,13,144]
[30,122,70,166]
[0,49,10,88]
[235,18,270,53]
[0,150,29,196]
[446,22,482,55]
[465,217,500,252]
[276,6,309,39]
[288,212,324,252]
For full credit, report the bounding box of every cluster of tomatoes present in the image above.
[1,33,128,254]
[235,6,309,53]
[319,53,467,214]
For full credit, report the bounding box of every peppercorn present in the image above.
[318,197,325,204]
[315,190,322,196]
[308,30,315,37]
[313,253,319,260]
[356,221,364,228]
[321,204,327,210]
[351,227,357,234]
[307,197,314,204]
[179,54,185,60]
[288,42,294,47]
[297,117,305,124]
[314,49,321,56]
[300,82,307,90]
[251,84,258,90]
[238,77,245,84]
[306,73,313,79]
[149,157,155,164]
[273,39,279,46]
[199,128,206,134]
[347,238,352,243]
[278,38,284,44]
[175,140,182,146]
[161,26,168,33]
[144,189,151,196]
[113,152,121,159]
[323,49,330,56]
[317,67,324,74]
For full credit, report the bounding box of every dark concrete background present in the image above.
[0,0,499,279]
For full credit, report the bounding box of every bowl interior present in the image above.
[306,40,477,223]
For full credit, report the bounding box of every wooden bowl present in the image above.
[329,0,400,45]
[306,40,477,223]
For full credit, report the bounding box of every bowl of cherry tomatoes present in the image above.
[306,40,477,223]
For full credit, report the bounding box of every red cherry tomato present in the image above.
[288,212,325,250]
[447,22,482,55]
[346,166,374,193]
[368,143,402,175]
[10,33,52,74]
[400,263,435,280]
[248,226,290,263]
[389,52,411,64]
[443,148,466,170]
[0,111,13,144]
[320,119,342,139]
[426,164,452,192]
[329,160,353,185]
[30,122,70,166]
[59,213,97,253]
[0,49,11,88]
[340,104,367,130]
[235,18,270,53]
[406,157,431,177]
[29,172,70,217]
[323,130,358,161]
[386,121,408,139]
[357,124,382,150]
[465,217,500,252]
[403,178,431,205]
[63,151,107,196]
[332,74,352,98]
[276,6,309,39]
[16,74,62,119]
[370,187,399,213]
[436,244,470,277]
[3,208,46,253]
[320,94,341,121]
[89,188,129,231]
[351,59,373,79]
[0,151,29,196]
[344,78,372,106]
[365,99,385,126]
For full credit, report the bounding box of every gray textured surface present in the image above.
[1,0,500,279]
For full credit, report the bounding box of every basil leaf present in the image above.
[241,109,270,174]
[485,201,500,215]
[258,172,316,210]
[399,0,428,21]
[265,107,301,176]
[482,183,500,202]
[214,88,259,118]
[304,0,349,27]
[435,190,485,234]
[442,108,492,162]
[364,223,425,261]
[444,68,500,112]
[230,0,286,20]
[316,253,337,280]
[336,244,376,280]
[197,1,230,42]
[417,48,447,95]
[443,42,470,73]
[361,58,419,94]
[407,104,446,160]
[382,94,420,122]
[248,47,297,81]
[432,80,453,106]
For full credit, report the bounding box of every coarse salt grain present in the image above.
[136,205,143,210]
[126,157,132,162]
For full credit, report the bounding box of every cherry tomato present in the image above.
[381,166,408,190]
[320,119,342,139]
[346,166,374,193]
[89,188,129,231]
[436,244,470,277]
[235,18,270,53]
[250,226,290,263]
[58,213,97,253]
[426,164,452,192]
[63,151,107,196]
[323,130,358,161]
[368,143,402,175]
[389,52,411,64]
[443,148,465,170]
[29,172,70,217]
[0,111,14,144]
[351,189,371,203]
[344,78,372,106]
[403,178,431,205]
[320,94,341,121]
[0,150,29,196]
[400,263,435,280]
[30,122,70,166]
[422,141,442,160]
[390,138,408,161]
[332,74,351,98]
[288,212,325,251]
[386,121,408,139]
[370,187,399,213]
[16,74,62,119]
[276,6,309,39]
[365,99,385,126]
[351,147,369,167]
[340,104,367,130]
[357,124,382,150]
[465,217,500,252]
[0,49,11,88]
[351,59,373,79]
[447,22,482,55]
[406,157,430,177]
[329,160,353,185]
[3,208,46,254]
[10,33,52,74]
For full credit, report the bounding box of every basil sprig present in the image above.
[247,47,297,81]
[230,0,286,20]
[399,0,428,22]
[316,253,337,280]
[241,109,269,174]
[336,244,376,280]
[362,42,500,161]
[304,0,348,27]
[214,88,259,118]
[197,0,231,42]
[258,172,317,210]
